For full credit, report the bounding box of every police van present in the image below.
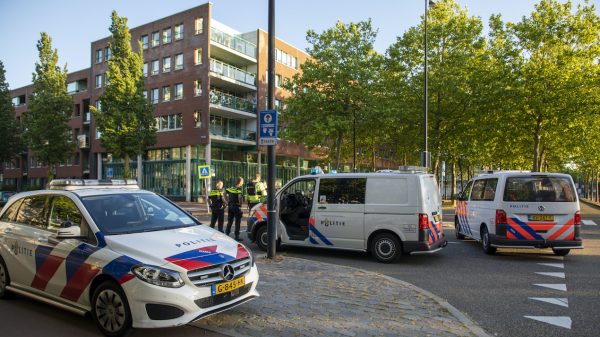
[0,179,258,336]
[454,171,583,255]
[247,167,447,263]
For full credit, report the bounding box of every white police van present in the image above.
[455,171,583,255]
[247,167,447,263]
[0,179,258,336]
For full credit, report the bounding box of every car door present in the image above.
[312,178,366,249]
[457,180,474,238]
[468,179,486,240]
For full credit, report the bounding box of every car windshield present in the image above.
[503,176,576,202]
[81,193,199,235]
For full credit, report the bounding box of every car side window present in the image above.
[48,196,84,232]
[318,178,366,204]
[15,196,49,229]
[462,181,473,200]
[470,180,486,201]
[0,199,23,222]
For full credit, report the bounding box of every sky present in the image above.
[0,0,598,89]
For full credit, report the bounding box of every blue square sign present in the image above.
[258,110,278,146]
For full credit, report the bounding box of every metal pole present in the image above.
[267,0,277,258]
[353,111,356,172]
[421,0,429,168]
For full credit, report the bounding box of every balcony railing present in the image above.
[210,27,257,59]
[210,59,256,86]
[210,125,256,142]
[209,90,256,114]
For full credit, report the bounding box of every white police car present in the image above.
[0,179,258,336]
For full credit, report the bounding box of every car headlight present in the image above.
[132,265,184,288]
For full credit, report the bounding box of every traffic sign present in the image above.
[259,110,278,146]
[197,165,211,179]
[106,167,113,178]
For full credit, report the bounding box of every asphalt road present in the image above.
[243,202,600,337]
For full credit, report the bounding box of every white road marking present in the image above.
[537,263,564,269]
[528,297,569,307]
[538,255,564,260]
[581,219,597,226]
[524,316,571,329]
[447,241,462,244]
[535,272,566,279]
[533,283,567,291]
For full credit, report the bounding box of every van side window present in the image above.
[462,181,473,200]
[482,179,498,201]
[15,196,50,229]
[470,180,486,201]
[318,178,366,204]
[503,176,576,202]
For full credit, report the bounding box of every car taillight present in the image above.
[574,211,581,225]
[496,209,507,224]
[419,213,429,230]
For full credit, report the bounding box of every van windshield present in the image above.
[503,176,576,202]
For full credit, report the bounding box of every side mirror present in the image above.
[453,193,464,201]
[57,224,81,239]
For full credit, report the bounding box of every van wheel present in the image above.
[255,225,268,251]
[92,281,132,337]
[371,233,401,263]
[481,226,496,255]
[552,248,570,256]
[0,257,14,299]
[455,217,465,240]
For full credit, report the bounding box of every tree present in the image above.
[0,60,21,168]
[91,11,156,179]
[23,33,73,181]
[282,20,383,170]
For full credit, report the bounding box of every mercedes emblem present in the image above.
[221,264,235,281]
[538,205,545,212]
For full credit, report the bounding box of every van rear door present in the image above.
[420,175,444,244]
[502,175,579,241]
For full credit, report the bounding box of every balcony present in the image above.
[209,59,256,92]
[209,125,256,145]
[210,27,257,64]
[209,90,256,118]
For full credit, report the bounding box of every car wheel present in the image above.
[92,281,132,337]
[455,217,465,240]
[552,248,570,256]
[481,226,497,255]
[371,233,401,263]
[0,257,13,299]
[255,225,268,251]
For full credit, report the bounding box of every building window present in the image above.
[151,88,159,104]
[141,35,149,49]
[156,113,183,131]
[175,53,183,70]
[143,62,148,77]
[174,24,184,40]
[66,129,73,143]
[162,56,171,73]
[174,83,183,100]
[151,31,160,47]
[194,80,202,96]
[142,90,147,100]
[195,18,203,34]
[162,28,172,44]
[193,111,202,127]
[95,49,103,64]
[275,99,281,111]
[275,74,281,88]
[95,74,103,88]
[162,86,171,102]
[95,100,102,111]
[194,48,202,65]
[151,60,159,75]
[284,77,290,87]
[275,48,298,69]
[105,47,112,61]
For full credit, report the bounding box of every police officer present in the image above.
[208,179,227,232]
[226,177,244,241]
[246,173,267,211]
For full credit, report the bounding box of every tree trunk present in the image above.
[371,146,376,171]
[335,133,343,171]
[47,163,55,183]
[123,154,130,179]
[451,161,457,206]
[596,171,600,203]
[532,116,542,172]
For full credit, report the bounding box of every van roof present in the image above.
[475,171,572,178]
[299,172,434,179]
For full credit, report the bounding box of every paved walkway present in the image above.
[192,256,489,337]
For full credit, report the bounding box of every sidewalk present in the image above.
[193,255,490,337]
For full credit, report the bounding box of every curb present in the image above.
[581,198,600,210]
[200,255,491,337]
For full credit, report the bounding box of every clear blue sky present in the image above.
[0,0,597,89]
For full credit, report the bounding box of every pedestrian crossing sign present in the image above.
[198,165,211,179]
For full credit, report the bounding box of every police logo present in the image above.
[221,264,235,281]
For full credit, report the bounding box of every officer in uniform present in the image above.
[226,177,244,241]
[246,173,267,211]
[208,179,227,232]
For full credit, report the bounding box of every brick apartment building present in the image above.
[4,2,320,200]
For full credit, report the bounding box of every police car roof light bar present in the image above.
[48,179,139,190]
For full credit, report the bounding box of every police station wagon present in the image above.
[247,168,447,263]
[0,180,258,336]
[455,171,583,255]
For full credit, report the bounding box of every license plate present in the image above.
[528,214,554,221]
[212,276,245,295]
[434,214,441,222]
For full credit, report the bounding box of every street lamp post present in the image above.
[266,0,277,258]
[421,0,434,169]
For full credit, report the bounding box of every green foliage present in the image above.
[22,33,73,181]
[91,11,156,178]
[0,60,21,165]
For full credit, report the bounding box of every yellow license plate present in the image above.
[529,215,554,221]
[212,276,245,295]
[434,214,441,222]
